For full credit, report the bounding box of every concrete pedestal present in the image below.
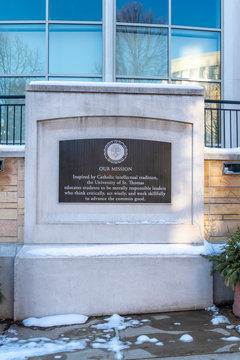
[14,82,207,319]
[14,244,212,319]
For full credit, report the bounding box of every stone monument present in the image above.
[14,82,212,319]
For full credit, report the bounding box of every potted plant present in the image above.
[204,227,240,317]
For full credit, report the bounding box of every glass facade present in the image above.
[0,0,221,99]
[116,0,221,98]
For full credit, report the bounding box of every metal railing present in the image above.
[205,100,240,148]
[0,95,25,145]
[0,96,240,148]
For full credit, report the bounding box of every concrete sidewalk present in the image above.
[1,306,240,359]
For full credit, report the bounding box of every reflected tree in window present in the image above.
[117,1,166,24]
[116,2,168,78]
[0,32,43,94]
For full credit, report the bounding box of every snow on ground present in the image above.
[211,315,230,326]
[23,314,88,327]
[179,334,194,342]
[0,309,238,360]
[0,336,88,360]
[91,314,140,331]
[135,335,158,344]
[221,336,240,341]
[205,305,230,326]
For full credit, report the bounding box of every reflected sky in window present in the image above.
[117,0,168,24]
[172,30,220,59]
[1,0,45,21]
[172,0,220,28]
[49,0,102,21]
[49,25,102,76]
[171,30,220,80]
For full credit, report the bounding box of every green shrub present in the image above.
[203,227,240,290]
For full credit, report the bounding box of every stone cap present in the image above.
[0,145,25,158]
[204,147,240,160]
[26,81,204,96]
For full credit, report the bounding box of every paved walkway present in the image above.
[1,306,240,359]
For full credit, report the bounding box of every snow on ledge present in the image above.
[204,147,240,160]
[23,243,211,258]
[0,145,25,157]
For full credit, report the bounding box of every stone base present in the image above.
[0,244,22,319]
[14,245,213,320]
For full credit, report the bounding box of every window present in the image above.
[116,0,168,24]
[171,30,220,80]
[0,0,45,21]
[0,25,45,76]
[171,0,221,28]
[49,0,102,21]
[116,26,168,78]
[49,25,102,76]
[0,0,221,99]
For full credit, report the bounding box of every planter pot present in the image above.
[233,282,240,317]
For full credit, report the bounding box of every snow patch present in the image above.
[91,315,135,360]
[0,336,88,360]
[7,330,17,335]
[226,325,235,329]
[211,316,230,326]
[179,334,194,343]
[23,314,88,327]
[135,335,158,344]
[174,322,181,326]
[91,337,130,360]
[221,336,240,341]
[92,314,143,332]
[202,241,225,256]
[205,305,219,313]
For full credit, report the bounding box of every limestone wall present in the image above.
[0,157,24,243]
[204,156,240,242]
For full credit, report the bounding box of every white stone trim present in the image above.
[204,147,240,160]
[0,145,25,158]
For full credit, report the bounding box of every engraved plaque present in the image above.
[59,138,171,203]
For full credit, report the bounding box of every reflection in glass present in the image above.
[116,0,168,24]
[0,77,45,96]
[49,77,102,82]
[49,0,102,21]
[0,25,45,75]
[172,80,220,99]
[172,0,220,29]
[171,30,220,80]
[1,0,45,21]
[117,78,168,83]
[116,26,168,77]
[49,25,102,76]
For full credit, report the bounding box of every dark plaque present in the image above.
[59,138,171,203]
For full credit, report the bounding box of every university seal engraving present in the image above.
[104,140,128,164]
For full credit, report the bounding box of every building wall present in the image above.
[0,157,24,243]
[0,155,239,244]
[223,0,240,100]
[204,158,240,242]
